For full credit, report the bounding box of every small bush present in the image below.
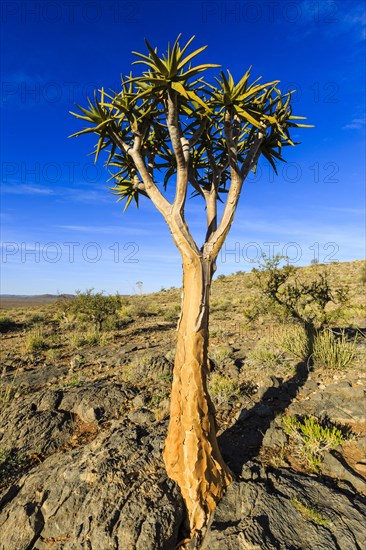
[209,373,239,405]
[103,315,131,330]
[60,375,83,387]
[280,324,311,360]
[45,348,62,363]
[283,415,346,472]
[128,299,159,319]
[247,340,285,369]
[164,349,176,363]
[250,254,349,329]
[162,303,181,322]
[147,388,170,409]
[211,298,231,313]
[291,498,330,526]
[0,316,17,334]
[209,345,232,366]
[118,304,134,319]
[123,354,172,385]
[28,313,46,325]
[59,289,121,331]
[312,330,357,370]
[24,328,47,354]
[69,329,105,348]
[360,263,366,285]
[122,354,155,384]
[57,310,78,327]
[0,449,30,488]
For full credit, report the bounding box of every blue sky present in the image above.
[1,0,365,295]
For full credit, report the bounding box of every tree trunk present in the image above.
[163,255,232,542]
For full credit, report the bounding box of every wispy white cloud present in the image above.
[57,224,121,233]
[230,218,365,262]
[56,224,157,236]
[318,206,365,215]
[1,184,54,195]
[64,188,111,203]
[292,1,366,42]
[1,182,111,203]
[343,117,366,130]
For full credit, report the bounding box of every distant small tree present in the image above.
[70,36,311,543]
[63,289,120,331]
[251,255,349,351]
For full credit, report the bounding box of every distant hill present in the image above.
[0,294,74,309]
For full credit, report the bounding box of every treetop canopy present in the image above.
[70,35,312,212]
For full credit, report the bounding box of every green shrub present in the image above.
[0,382,14,415]
[60,375,83,387]
[69,328,105,348]
[162,303,181,322]
[280,324,311,360]
[164,349,176,363]
[247,340,285,369]
[0,316,17,334]
[251,254,349,330]
[117,299,157,320]
[24,328,47,354]
[123,354,172,385]
[290,498,330,526]
[312,330,357,370]
[283,415,346,472]
[360,263,366,285]
[45,348,62,363]
[147,388,170,409]
[28,313,46,325]
[59,289,121,330]
[118,304,134,319]
[209,345,232,366]
[0,449,29,488]
[211,298,231,313]
[122,354,155,384]
[208,373,239,405]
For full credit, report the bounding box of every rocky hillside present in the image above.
[0,260,365,549]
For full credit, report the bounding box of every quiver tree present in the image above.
[70,35,311,543]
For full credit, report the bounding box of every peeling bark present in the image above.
[163,256,232,542]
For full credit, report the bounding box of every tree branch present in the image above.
[165,91,189,214]
[240,129,264,179]
[107,125,171,217]
[203,189,217,243]
[108,127,132,155]
[129,148,172,218]
[162,91,201,260]
[189,119,208,147]
[146,149,155,180]
[205,128,264,261]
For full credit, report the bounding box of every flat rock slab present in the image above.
[0,381,138,454]
[203,464,366,550]
[0,420,184,550]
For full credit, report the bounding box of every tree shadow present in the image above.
[129,322,178,337]
[218,361,310,475]
[331,327,365,336]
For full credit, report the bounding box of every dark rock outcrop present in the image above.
[203,462,366,550]
[0,418,184,550]
[1,371,365,549]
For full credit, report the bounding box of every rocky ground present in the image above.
[0,260,365,549]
